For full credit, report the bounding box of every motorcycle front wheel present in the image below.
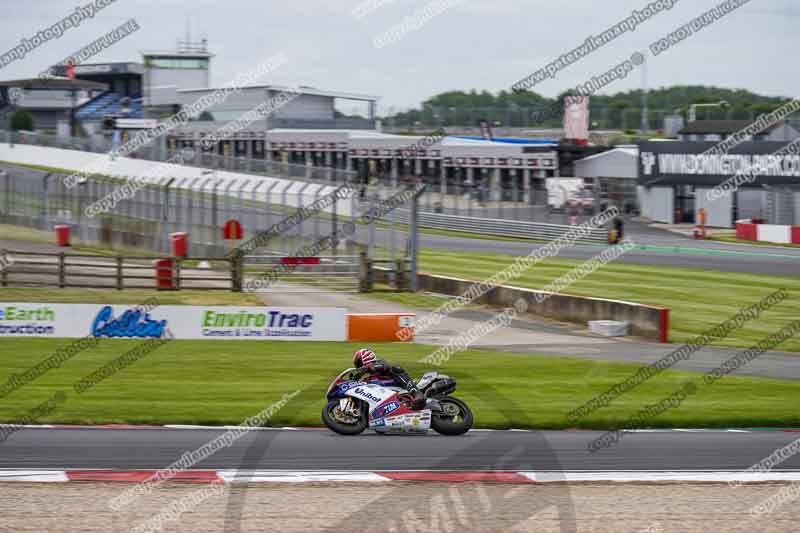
[322,398,368,435]
[431,396,473,435]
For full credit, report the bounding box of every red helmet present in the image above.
[353,348,377,368]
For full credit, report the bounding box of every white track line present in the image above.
[217,470,389,483]
[0,470,69,482]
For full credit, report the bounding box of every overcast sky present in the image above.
[0,0,795,113]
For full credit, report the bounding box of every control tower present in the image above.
[141,38,214,114]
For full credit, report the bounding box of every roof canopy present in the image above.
[0,77,108,91]
[678,120,755,135]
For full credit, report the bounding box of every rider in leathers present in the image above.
[352,348,426,410]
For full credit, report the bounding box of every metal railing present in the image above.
[392,210,609,243]
[243,255,361,293]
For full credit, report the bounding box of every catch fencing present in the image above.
[409,211,608,243]
[0,131,615,289]
[0,162,610,261]
[0,163,382,258]
[0,162,418,291]
[1,129,610,224]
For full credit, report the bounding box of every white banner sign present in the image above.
[0,304,347,341]
[74,65,112,74]
[115,118,159,130]
[564,96,590,141]
[644,152,800,177]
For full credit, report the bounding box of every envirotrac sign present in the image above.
[0,304,347,341]
[199,308,343,339]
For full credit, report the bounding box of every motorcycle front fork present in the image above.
[339,398,360,417]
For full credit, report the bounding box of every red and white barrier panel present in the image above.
[736,220,800,245]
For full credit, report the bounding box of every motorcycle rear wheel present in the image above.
[322,399,368,435]
[431,397,473,436]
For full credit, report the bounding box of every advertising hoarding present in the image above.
[0,304,347,341]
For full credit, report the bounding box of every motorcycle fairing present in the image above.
[340,383,432,434]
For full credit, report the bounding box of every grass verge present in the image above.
[0,339,797,429]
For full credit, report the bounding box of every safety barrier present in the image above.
[244,255,361,293]
[415,273,669,342]
[397,210,609,243]
[347,313,416,342]
[736,219,800,245]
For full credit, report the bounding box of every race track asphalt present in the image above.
[2,427,799,472]
[396,227,800,277]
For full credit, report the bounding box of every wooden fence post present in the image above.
[58,252,65,288]
[1,249,7,287]
[359,251,373,293]
[231,255,243,292]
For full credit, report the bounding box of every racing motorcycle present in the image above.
[322,368,473,436]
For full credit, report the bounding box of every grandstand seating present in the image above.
[74,93,144,121]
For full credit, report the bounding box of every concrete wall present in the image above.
[412,273,669,342]
[695,187,733,228]
[637,186,674,223]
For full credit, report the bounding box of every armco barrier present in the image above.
[348,313,416,342]
[413,273,669,342]
[737,219,800,245]
[394,210,609,244]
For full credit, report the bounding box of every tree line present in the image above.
[386,86,793,131]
